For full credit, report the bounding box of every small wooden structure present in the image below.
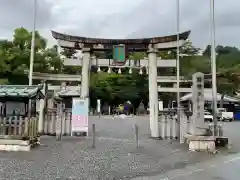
[41,86,80,136]
[0,85,44,141]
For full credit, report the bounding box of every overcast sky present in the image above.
[0,0,239,49]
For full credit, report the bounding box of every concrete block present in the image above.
[0,139,39,152]
[189,140,215,152]
[185,134,216,152]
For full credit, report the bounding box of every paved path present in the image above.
[0,117,239,179]
[132,152,240,180]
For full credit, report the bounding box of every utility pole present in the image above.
[176,0,180,124]
[210,0,218,136]
[29,0,37,86]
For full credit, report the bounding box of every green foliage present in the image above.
[60,48,77,58]
[184,44,240,96]
[0,27,62,84]
[180,56,211,78]
[180,40,201,56]
[90,72,147,105]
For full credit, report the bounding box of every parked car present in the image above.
[204,111,213,122]
[220,112,234,122]
[216,108,234,122]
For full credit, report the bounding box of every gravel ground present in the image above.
[0,116,239,180]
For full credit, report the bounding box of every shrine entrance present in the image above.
[51,30,190,138]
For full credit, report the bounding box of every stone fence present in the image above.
[43,108,192,140]
[44,108,72,136]
[158,109,191,140]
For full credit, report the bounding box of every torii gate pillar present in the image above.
[81,48,91,98]
[148,45,159,138]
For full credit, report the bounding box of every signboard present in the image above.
[113,45,125,65]
[71,98,89,135]
[158,101,163,111]
[97,99,101,113]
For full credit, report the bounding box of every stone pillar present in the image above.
[56,102,63,140]
[81,48,91,98]
[190,72,206,135]
[38,99,44,134]
[38,81,47,134]
[148,45,159,138]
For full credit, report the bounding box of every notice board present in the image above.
[71,98,89,135]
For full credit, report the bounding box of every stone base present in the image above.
[0,139,39,152]
[72,132,88,137]
[189,125,209,136]
[185,134,216,152]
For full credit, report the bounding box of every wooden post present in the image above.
[8,117,12,135]
[24,117,29,138]
[19,116,23,136]
[35,116,38,137]
[13,116,18,135]
[0,116,2,135]
[3,117,6,135]
[29,118,33,140]
[28,98,32,124]
[92,124,96,148]
[32,118,35,138]
[134,124,139,148]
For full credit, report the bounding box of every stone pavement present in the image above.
[0,116,239,180]
[132,152,240,180]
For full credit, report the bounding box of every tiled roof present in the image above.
[180,89,240,102]
[0,85,44,98]
[55,86,80,97]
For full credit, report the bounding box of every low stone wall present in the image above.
[158,113,179,140]
[185,134,216,152]
[44,108,72,136]
[0,138,39,151]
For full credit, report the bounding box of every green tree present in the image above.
[60,47,81,74]
[0,27,63,84]
[208,45,240,100]
[60,48,77,58]
[128,52,146,65]
[43,46,63,73]
[89,70,148,109]
[180,56,211,78]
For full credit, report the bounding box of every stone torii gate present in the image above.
[51,30,190,138]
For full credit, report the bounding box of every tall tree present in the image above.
[0,27,62,84]
[60,47,81,74]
